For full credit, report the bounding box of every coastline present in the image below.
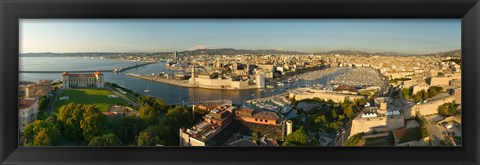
[126,73,259,91]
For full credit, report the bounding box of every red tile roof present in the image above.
[19,99,37,110]
[393,128,409,141]
[63,72,102,76]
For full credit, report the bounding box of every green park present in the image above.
[53,88,128,113]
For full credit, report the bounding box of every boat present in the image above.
[144,89,151,93]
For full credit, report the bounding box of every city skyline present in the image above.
[20,19,460,54]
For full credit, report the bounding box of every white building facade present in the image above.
[62,71,104,88]
[19,99,39,132]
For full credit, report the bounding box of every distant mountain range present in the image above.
[181,48,306,55]
[21,49,461,58]
[315,49,461,57]
[424,49,461,57]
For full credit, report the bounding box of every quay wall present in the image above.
[407,95,457,118]
[289,89,365,103]
[127,73,258,90]
[349,115,404,138]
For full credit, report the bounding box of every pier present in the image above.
[19,61,156,73]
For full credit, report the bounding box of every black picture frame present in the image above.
[1,0,479,165]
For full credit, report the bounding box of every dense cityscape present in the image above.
[19,49,462,147]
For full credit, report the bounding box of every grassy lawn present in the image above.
[53,88,127,113]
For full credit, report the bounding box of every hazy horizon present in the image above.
[20,19,461,54]
[19,48,461,55]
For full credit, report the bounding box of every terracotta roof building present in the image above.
[62,71,104,88]
[18,99,39,132]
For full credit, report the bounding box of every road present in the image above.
[46,89,62,116]
[335,120,352,146]
[105,86,140,108]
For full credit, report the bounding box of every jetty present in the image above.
[19,61,156,73]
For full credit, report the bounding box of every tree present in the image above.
[122,116,145,144]
[328,121,344,131]
[137,126,168,146]
[428,86,443,98]
[56,103,84,141]
[56,103,105,142]
[162,106,195,145]
[344,105,355,119]
[413,90,429,102]
[88,133,122,146]
[251,132,259,143]
[24,119,60,146]
[354,98,367,107]
[326,99,335,105]
[165,106,194,130]
[282,126,309,146]
[138,96,168,112]
[80,105,105,141]
[137,131,162,146]
[314,115,327,124]
[402,88,412,99]
[331,110,338,120]
[138,105,159,125]
[38,96,50,112]
[438,101,458,116]
[32,130,52,146]
[344,133,365,146]
[104,116,129,145]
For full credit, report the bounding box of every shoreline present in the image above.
[126,73,259,91]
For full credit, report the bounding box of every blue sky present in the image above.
[20,19,461,54]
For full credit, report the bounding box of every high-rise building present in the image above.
[256,74,265,88]
[173,51,177,60]
[189,65,196,84]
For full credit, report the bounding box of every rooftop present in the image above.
[19,99,37,110]
[252,111,280,120]
[393,128,409,141]
[34,87,49,96]
[236,107,254,114]
[196,100,232,109]
[63,71,103,76]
